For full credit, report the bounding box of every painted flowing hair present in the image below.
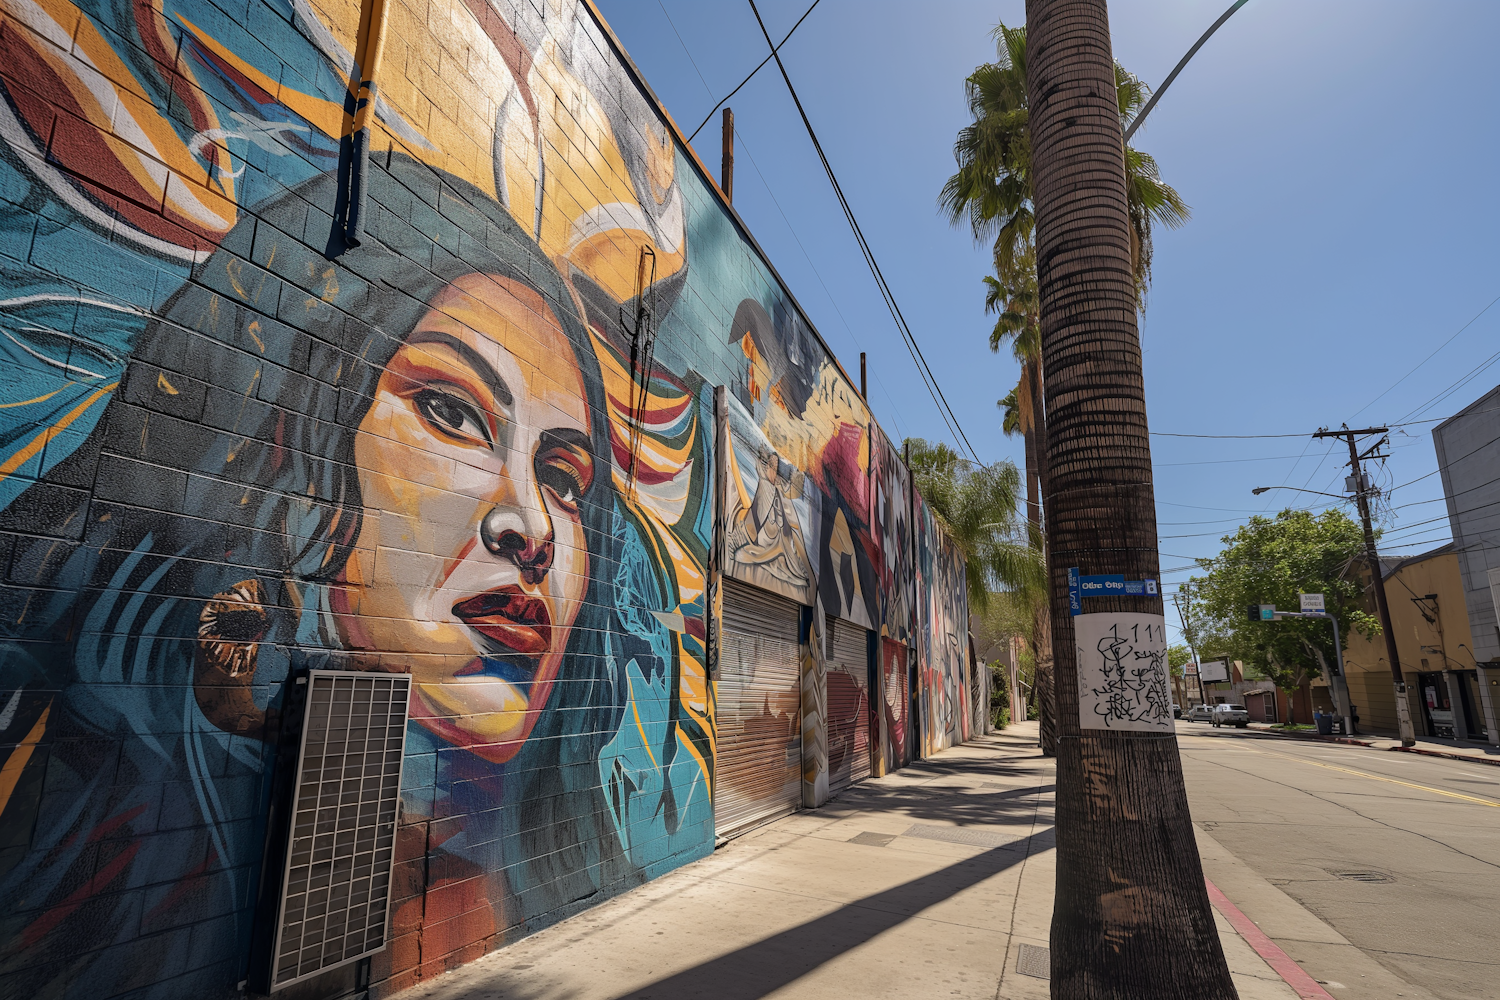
[0,153,630,993]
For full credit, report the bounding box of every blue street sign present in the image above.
[1071,572,1160,610]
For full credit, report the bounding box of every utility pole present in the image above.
[859,352,867,399]
[1313,424,1416,745]
[1172,591,1206,706]
[720,108,734,203]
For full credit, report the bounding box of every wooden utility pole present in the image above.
[859,351,867,399]
[1025,0,1237,994]
[721,107,734,202]
[1313,424,1416,745]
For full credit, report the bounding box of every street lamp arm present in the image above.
[1251,485,1347,499]
[1123,0,1251,143]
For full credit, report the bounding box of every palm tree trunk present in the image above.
[1022,394,1041,528]
[1024,1,1236,996]
[1026,358,1058,757]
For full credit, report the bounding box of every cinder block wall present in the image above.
[0,0,972,996]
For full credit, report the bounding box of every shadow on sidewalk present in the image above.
[608,826,1057,1000]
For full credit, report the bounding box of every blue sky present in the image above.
[595,0,1500,637]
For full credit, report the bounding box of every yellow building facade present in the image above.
[1344,545,1499,740]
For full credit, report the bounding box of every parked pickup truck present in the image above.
[1211,703,1250,728]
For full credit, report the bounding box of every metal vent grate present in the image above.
[1327,869,1394,883]
[903,824,1014,849]
[1016,943,1050,979]
[270,671,410,990]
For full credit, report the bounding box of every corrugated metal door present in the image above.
[715,579,803,840]
[825,615,872,794]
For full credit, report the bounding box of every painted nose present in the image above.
[480,506,554,585]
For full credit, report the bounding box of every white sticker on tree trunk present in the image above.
[1074,612,1174,732]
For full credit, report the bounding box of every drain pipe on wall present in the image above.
[342,0,390,249]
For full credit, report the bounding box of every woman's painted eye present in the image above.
[538,456,587,512]
[414,389,491,446]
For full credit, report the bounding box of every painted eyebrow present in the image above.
[538,428,594,470]
[406,330,515,409]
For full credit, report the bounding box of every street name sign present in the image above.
[1300,593,1325,612]
[1067,568,1159,615]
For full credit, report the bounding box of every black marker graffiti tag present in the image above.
[1088,626,1171,728]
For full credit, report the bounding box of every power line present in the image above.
[1394,342,1500,425]
[684,0,823,143]
[1155,453,1312,467]
[1351,291,1500,419]
[1148,404,1500,443]
[1151,431,1307,439]
[743,0,980,462]
[733,127,910,440]
[654,1,911,441]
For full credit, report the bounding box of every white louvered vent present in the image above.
[270,670,410,991]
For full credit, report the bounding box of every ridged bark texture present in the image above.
[1023,1,1238,996]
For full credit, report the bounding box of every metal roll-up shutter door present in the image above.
[825,615,872,794]
[716,578,803,840]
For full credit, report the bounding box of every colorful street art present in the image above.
[880,638,910,772]
[0,0,972,995]
[916,492,973,755]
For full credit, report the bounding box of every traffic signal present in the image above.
[1246,605,1260,622]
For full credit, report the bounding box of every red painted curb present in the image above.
[1204,877,1334,1000]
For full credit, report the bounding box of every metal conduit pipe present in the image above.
[342,0,390,249]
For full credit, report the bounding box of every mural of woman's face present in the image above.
[340,274,595,763]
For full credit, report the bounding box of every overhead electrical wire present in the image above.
[1351,291,1500,419]
[684,0,822,142]
[655,1,912,440]
[1394,342,1500,425]
[743,0,980,462]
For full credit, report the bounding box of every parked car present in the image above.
[1183,704,1214,723]
[1172,703,1182,719]
[1212,703,1250,728]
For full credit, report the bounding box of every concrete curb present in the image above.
[1204,877,1334,1000]
[1389,745,1500,767]
[1240,724,1500,767]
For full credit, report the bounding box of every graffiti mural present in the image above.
[0,0,970,995]
[915,493,971,755]
[879,638,909,772]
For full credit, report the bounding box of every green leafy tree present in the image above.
[1167,643,1194,678]
[1188,510,1382,695]
[904,438,1043,611]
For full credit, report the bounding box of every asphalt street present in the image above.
[1178,725,1500,1000]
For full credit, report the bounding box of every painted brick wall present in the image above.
[0,0,970,996]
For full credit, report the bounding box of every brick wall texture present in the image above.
[0,0,976,996]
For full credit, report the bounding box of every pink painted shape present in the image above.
[1204,877,1335,1000]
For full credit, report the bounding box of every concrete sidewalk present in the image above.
[386,725,1309,1000]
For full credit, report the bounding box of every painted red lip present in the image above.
[452,587,552,655]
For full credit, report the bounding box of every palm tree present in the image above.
[1024,0,1234,995]
[904,439,1043,611]
[944,18,1189,767]
[940,21,1189,306]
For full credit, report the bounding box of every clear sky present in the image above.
[595,0,1500,641]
